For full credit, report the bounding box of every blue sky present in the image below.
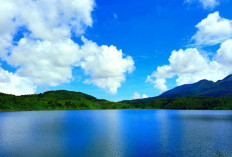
[0,0,232,101]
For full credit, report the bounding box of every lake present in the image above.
[0,110,232,157]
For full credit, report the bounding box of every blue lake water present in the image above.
[0,110,232,157]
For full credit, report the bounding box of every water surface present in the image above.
[0,110,232,157]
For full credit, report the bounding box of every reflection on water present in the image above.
[0,110,232,157]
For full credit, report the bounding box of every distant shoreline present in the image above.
[1,90,232,111]
[1,108,232,112]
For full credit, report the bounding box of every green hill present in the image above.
[0,90,130,111]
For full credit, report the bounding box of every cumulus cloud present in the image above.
[186,0,219,9]
[192,11,232,45]
[0,0,95,52]
[216,39,232,66]
[80,38,135,94]
[0,0,95,95]
[133,92,141,99]
[142,94,148,99]
[147,47,231,92]
[0,0,134,95]
[0,67,36,95]
[6,38,81,86]
[132,92,148,99]
[146,77,168,92]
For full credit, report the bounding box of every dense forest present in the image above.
[1,90,232,111]
[0,90,130,111]
[122,97,232,110]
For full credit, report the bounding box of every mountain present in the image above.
[159,74,232,98]
[121,74,232,110]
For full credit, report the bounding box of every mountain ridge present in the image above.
[121,74,232,110]
[154,74,232,98]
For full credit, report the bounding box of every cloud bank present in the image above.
[0,0,134,95]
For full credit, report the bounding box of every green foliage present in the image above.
[1,90,232,111]
[122,97,232,110]
[0,90,131,111]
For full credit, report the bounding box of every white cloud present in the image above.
[147,48,231,92]
[133,92,141,99]
[0,0,135,95]
[192,11,232,45]
[199,0,219,9]
[3,35,134,94]
[142,94,148,99]
[0,0,95,95]
[132,92,148,99]
[216,39,232,66]
[80,38,135,94]
[186,0,219,9]
[0,0,95,53]
[147,77,168,92]
[6,38,81,86]
[0,67,36,95]
[0,1,17,55]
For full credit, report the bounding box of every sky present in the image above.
[0,0,232,101]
